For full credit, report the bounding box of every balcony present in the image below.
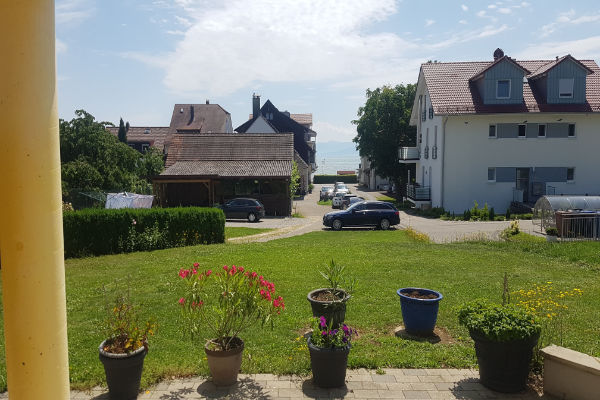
[398,147,420,163]
[406,184,431,201]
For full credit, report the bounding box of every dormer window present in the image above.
[559,78,574,98]
[496,80,511,99]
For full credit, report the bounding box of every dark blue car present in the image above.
[323,201,400,230]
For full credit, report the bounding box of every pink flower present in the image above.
[178,297,185,305]
[223,265,229,272]
[238,266,244,273]
[179,269,190,279]
[206,270,212,277]
[132,219,137,225]
[251,272,257,278]
[193,262,199,268]
[192,269,198,275]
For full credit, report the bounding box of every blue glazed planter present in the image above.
[397,288,443,336]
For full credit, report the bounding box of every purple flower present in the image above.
[342,337,348,343]
[319,316,327,328]
[342,325,349,334]
[321,331,327,336]
[332,329,338,335]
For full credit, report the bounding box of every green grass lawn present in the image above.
[225,227,273,239]
[317,199,332,206]
[0,231,598,391]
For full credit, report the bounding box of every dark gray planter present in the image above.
[307,337,350,388]
[307,288,351,328]
[99,340,147,400]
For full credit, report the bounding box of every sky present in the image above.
[56,0,600,145]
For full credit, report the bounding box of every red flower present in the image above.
[206,270,212,277]
[251,272,257,278]
[238,266,244,273]
[178,297,185,305]
[179,269,190,279]
[223,265,229,272]
[193,262,199,268]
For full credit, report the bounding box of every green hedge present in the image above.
[63,207,225,258]
[313,174,357,184]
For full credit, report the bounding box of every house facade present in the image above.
[401,49,600,213]
[358,156,390,190]
[236,95,317,194]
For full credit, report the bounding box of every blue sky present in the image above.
[56,0,600,143]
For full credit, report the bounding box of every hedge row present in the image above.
[313,174,357,184]
[63,207,225,258]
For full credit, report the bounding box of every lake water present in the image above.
[317,156,361,175]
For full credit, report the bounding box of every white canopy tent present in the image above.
[105,192,154,209]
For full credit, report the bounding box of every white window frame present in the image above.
[537,124,546,138]
[518,124,526,139]
[496,79,511,99]
[559,78,574,98]
[487,167,496,182]
[568,123,576,138]
[566,167,575,183]
[489,124,497,138]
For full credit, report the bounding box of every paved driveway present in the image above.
[227,184,542,243]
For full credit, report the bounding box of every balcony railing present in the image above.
[398,147,420,160]
[406,184,431,201]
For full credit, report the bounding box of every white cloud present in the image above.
[498,7,511,14]
[132,0,425,96]
[515,36,600,60]
[488,4,497,9]
[55,0,94,25]
[56,38,68,54]
[540,9,600,37]
[312,121,357,143]
[461,4,468,11]
[425,19,435,27]
[459,19,468,24]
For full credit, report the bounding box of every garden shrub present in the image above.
[313,174,357,184]
[63,207,225,258]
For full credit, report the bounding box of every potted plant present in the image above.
[396,287,443,336]
[99,293,156,400]
[458,300,541,393]
[307,260,356,328]
[307,316,357,388]
[178,263,284,386]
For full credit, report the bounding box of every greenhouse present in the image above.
[533,196,600,238]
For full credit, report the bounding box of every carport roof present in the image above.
[159,160,292,178]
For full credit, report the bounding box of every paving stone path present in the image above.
[58,368,553,399]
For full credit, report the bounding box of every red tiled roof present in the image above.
[421,59,600,115]
[107,126,169,151]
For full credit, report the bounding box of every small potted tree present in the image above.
[307,260,355,328]
[458,300,541,393]
[178,263,285,386]
[396,287,443,336]
[307,316,357,388]
[98,293,156,400]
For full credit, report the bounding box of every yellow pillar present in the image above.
[0,1,71,399]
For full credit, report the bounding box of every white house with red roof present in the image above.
[400,48,600,214]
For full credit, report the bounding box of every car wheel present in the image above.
[379,218,390,230]
[247,212,257,222]
[332,219,343,231]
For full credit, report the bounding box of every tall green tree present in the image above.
[289,161,300,198]
[60,110,164,205]
[352,84,417,198]
[117,117,127,143]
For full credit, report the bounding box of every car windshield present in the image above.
[337,185,347,189]
[321,187,332,191]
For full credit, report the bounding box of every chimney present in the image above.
[206,99,210,104]
[493,48,504,61]
[252,93,261,119]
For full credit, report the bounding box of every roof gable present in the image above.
[169,104,231,133]
[470,56,530,82]
[529,55,594,80]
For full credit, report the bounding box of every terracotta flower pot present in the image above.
[99,340,147,400]
[204,337,244,386]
